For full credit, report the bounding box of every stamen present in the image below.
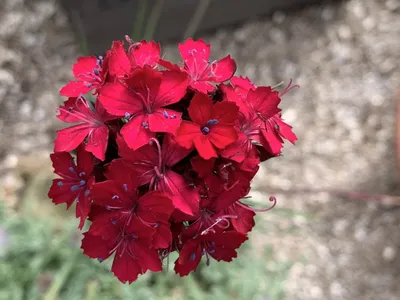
[79,180,86,186]
[163,110,169,118]
[190,253,196,261]
[122,184,128,192]
[98,258,104,262]
[206,119,219,125]
[112,195,119,200]
[79,172,86,177]
[84,189,90,197]
[201,126,210,135]
[279,79,300,97]
[141,122,149,129]
[70,185,80,192]
[57,181,64,187]
[237,195,277,212]
[148,138,163,171]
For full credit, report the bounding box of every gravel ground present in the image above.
[1,0,400,299]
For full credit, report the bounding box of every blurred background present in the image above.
[0,0,399,299]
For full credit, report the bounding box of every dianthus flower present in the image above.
[49,36,297,283]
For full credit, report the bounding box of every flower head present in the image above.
[49,35,297,283]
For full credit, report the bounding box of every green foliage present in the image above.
[0,203,291,300]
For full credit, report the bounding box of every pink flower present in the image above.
[159,39,236,93]
[176,93,238,159]
[98,67,189,150]
[54,97,116,161]
[48,145,95,229]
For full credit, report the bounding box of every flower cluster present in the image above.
[48,36,297,283]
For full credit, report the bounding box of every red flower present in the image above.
[223,84,297,155]
[174,230,247,276]
[48,145,95,229]
[81,217,162,283]
[49,36,297,284]
[60,55,109,97]
[54,97,116,161]
[112,134,200,216]
[159,39,236,93]
[108,39,161,78]
[89,161,174,248]
[98,67,189,150]
[176,93,238,159]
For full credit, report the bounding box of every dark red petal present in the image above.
[174,238,202,276]
[175,121,200,149]
[136,191,174,223]
[275,116,297,144]
[208,125,238,149]
[98,82,143,117]
[148,109,182,135]
[212,101,239,125]
[85,125,109,161]
[132,241,163,272]
[81,232,114,259]
[194,135,217,160]
[151,221,172,249]
[54,124,91,153]
[72,56,98,78]
[231,76,255,96]
[229,204,255,234]
[190,156,216,178]
[207,55,236,83]
[50,152,76,178]
[111,248,142,283]
[158,58,181,71]
[247,87,281,118]
[178,38,210,65]
[158,170,200,216]
[48,179,78,209]
[105,160,140,189]
[114,141,157,186]
[187,93,213,125]
[121,114,155,150]
[76,144,95,177]
[189,81,215,93]
[131,40,161,68]
[108,40,131,77]
[91,180,132,208]
[207,231,247,262]
[60,81,93,98]
[76,184,93,229]
[162,134,193,167]
[155,70,189,108]
[95,100,118,122]
[261,123,284,155]
[56,97,97,123]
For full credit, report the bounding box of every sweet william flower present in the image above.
[98,67,189,150]
[176,93,239,160]
[54,97,116,161]
[174,230,247,276]
[89,161,174,248]
[108,38,161,78]
[112,134,200,216]
[159,38,236,93]
[222,82,297,156]
[60,55,109,97]
[48,145,95,229]
[81,217,162,283]
[49,35,297,284]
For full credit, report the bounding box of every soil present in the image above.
[0,0,399,299]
